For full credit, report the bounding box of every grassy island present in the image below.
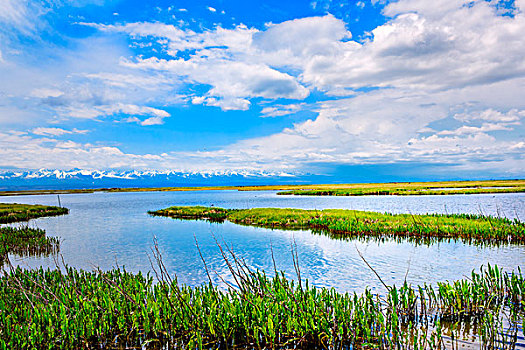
[0,262,522,349]
[150,206,525,244]
[0,203,69,224]
[0,203,67,264]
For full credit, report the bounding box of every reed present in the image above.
[0,203,66,264]
[0,247,522,350]
[150,206,525,244]
[0,226,60,264]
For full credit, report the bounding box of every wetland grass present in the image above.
[0,246,523,350]
[277,179,525,196]
[0,203,67,264]
[0,226,60,264]
[0,203,69,224]
[149,206,525,244]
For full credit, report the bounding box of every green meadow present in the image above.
[276,179,525,196]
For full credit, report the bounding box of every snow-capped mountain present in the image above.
[0,168,301,191]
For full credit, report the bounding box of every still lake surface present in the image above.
[2,190,524,293]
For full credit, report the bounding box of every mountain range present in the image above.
[0,169,302,191]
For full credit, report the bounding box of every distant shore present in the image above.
[0,179,523,197]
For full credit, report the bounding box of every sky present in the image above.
[0,0,524,181]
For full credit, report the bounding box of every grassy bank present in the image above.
[1,179,524,197]
[0,203,67,264]
[0,203,69,224]
[150,206,525,244]
[276,179,525,196]
[0,260,522,349]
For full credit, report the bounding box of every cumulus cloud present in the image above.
[297,6,525,92]
[174,80,524,173]
[90,17,354,109]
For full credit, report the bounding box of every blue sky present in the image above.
[0,0,524,181]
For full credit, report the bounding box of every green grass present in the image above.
[276,179,525,196]
[0,203,67,264]
[150,206,525,244]
[1,179,524,197]
[0,203,69,224]
[0,260,522,349]
[0,226,60,263]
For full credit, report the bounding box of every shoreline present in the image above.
[0,179,524,197]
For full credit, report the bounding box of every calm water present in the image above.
[2,190,524,293]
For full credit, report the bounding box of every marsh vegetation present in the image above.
[150,206,525,244]
[276,179,525,196]
[0,203,67,264]
[0,246,522,349]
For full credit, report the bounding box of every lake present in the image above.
[2,190,524,293]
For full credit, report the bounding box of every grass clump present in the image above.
[0,203,69,224]
[150,206,525,244]
[0,226,60,264]
[152,205,232,222]
[0,203,66,264]
[0,254,523,349]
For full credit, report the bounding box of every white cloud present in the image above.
[288,3,525,94]
[106,104,170,118]
[140,116,165,126]
[192,96,251,111]
[124,57,309,109]
[82,72,170,89]
[32,127,89,136]
[437,123,515,136]
[63,103,171,125]
[0,0,38,34]
[0,131,165,170]
[261,104,305,117]
[454,109,525,123]
[207,6,217,12]
[31,88,64,98]
[172,81,524,173]
[95,18,353,109]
